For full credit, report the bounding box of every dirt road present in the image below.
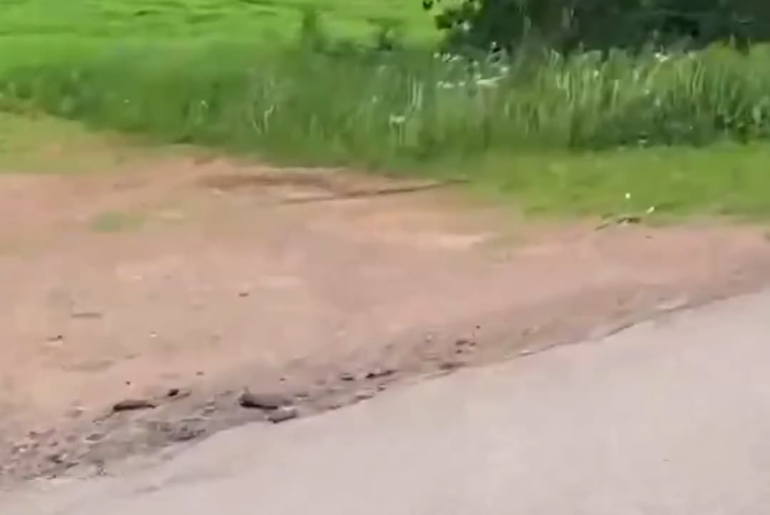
[3,155,770,483]
[6,289,770,514]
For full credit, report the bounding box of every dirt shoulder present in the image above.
[2,157,770,485]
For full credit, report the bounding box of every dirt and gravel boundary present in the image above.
[3,158,770,486]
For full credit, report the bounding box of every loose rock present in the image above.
[355,390,375,401]
[365,368,395,380]
[439,360,462,372]
[267,407,299,424]
[166,387,191,400]
[238,391,291,410]
[112,399,157,413]
[455,338,476,348]
[168,424,205,442]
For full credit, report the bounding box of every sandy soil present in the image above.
[2,156,770,485]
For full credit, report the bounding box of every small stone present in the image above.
[238,391,291,410]
[112,398,157,412]
[439,360,461,372]
[169,424,204,442]
[355,390,375,401]
[339,372,356,382]
[455,338,476,354]
[365,368,395,380]
[455,338,476,348]
[166,387,191,399]
[46,453,66,465]
[85,432,103,443]
[12,443,29,455]
[267,407,298,424]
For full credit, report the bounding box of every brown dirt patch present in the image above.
[2,157,770,485]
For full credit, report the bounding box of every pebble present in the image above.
[112,399,157,412]
[267,407,298,424]
[169,424,204,442]
[355,390,375,401]
[439,360,461,372]
[365,368,395,380]
[238,391,291,410]
[85,432,103,443]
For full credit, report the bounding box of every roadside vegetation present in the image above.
[2,0,770,217]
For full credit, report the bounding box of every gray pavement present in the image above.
[5,290,770,514]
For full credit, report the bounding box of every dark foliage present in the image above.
[423,0,770,53]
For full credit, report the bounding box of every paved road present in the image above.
[6,291,770,514]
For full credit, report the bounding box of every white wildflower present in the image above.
[476,76,501,88]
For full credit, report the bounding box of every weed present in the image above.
[3,4,770,217]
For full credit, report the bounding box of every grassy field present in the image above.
[0,0,435,51]
[3,0,770,218]
[3,107,770,219]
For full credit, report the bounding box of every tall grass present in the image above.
[2,34,770,168]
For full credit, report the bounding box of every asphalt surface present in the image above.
[5,290,770,515]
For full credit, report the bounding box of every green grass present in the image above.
[5,108,770,219]
[0,0,436,52]
[7,43,770,160]
[2,0,770,219]
[4,107,770,218]
[462,143,770,219]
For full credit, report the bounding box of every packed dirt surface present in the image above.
[3,156,770,486]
